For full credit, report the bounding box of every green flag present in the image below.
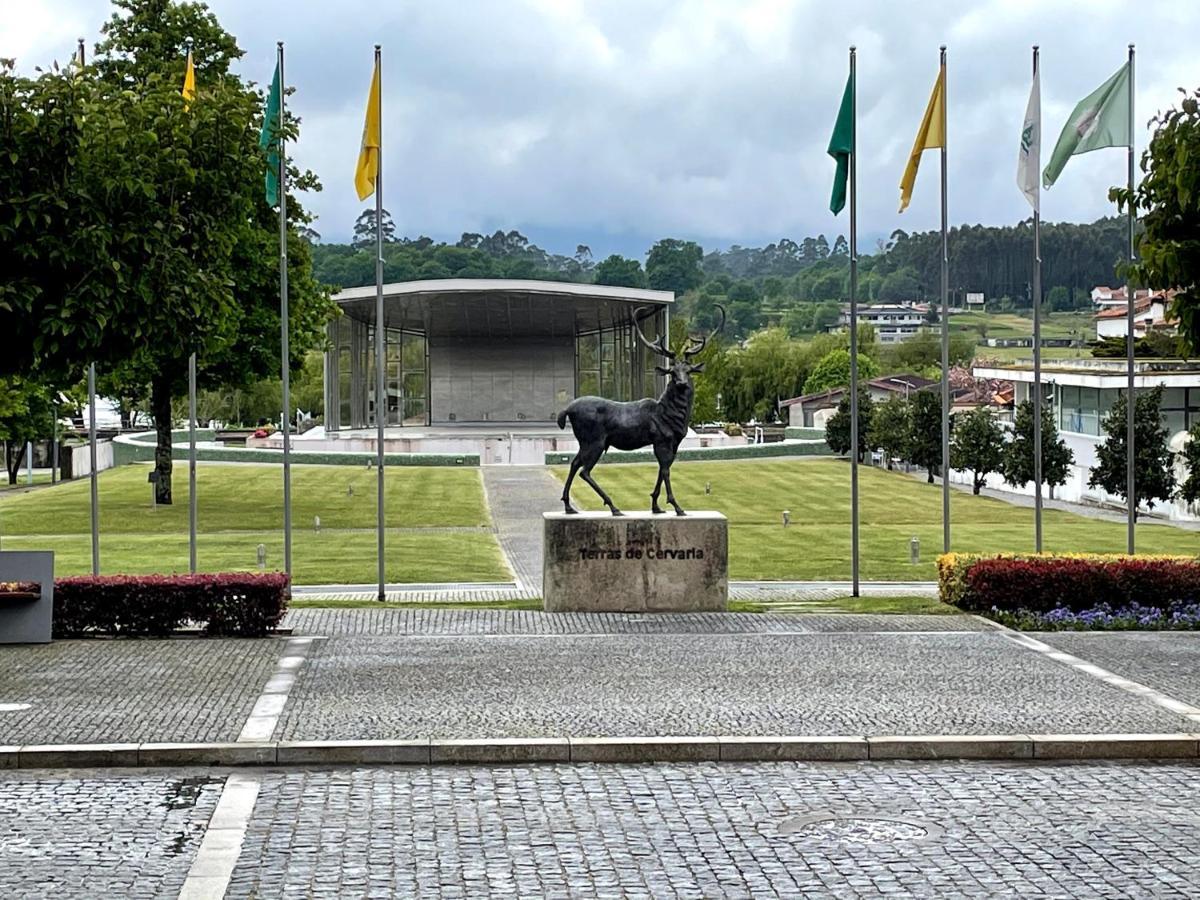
[1042,61,1130,188]
[828,70,854,214]
[259,62,282,206]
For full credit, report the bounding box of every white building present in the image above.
[1094,296,1169,339]
[971,358,1200,521]
[834,304,926,343]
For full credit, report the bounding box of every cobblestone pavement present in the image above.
[0,769,222,899]
[1041,632,1200,708]
[482,466,564,592]
[274,624,1196,741]
[0,638,282,745]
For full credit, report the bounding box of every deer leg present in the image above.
[650,468,666,514]
[579,447,621,515]
[561,454,582,514]
[654,444,684,515]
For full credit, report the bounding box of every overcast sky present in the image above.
[9,0,1200,257]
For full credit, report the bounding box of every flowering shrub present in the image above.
[991,602,1200,631]
[53,573,289,638]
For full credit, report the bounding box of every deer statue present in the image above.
[557,305,725,516]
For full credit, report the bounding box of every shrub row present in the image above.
[52,573,290,638]
[545,439,830,466]
[938,553,1200,614]
[783,427,827,440]
[113,433,479,467]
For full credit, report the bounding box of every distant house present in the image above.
[831,304,926,344]
[1094,292,1176,339]
[778,374,935,428]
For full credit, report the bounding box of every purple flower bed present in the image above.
[992,601,1200,631]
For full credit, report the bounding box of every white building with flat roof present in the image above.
[834,303,926,343]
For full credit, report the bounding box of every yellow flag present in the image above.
[898,66,945,213]
[182,49,196,109]
[354,59,382,201]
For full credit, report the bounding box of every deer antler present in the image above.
[631,307,675,360]
[683,304,726,359]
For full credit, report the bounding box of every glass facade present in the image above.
[1057,384,1200,437]
[327,315,429,430]
[575,309,665,402]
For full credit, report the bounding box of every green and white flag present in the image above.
[827,69,854,215]
[259,61,282,206]
[1042,61,1130,188]
[1017,68,1040,210]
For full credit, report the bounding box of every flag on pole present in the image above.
[259,62,282,206]
[828,70,854,215]
[182,48,196,108]
[354,59,382,201]
[1017,67,1040,210]
[1042,62,1131,187]
[898,67,945,212]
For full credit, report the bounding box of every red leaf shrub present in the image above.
[53,573,290,638]
[940,555,1200,614]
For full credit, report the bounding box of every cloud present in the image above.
[7,0,1200,256]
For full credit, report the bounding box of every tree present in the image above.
[879,267,921,302]
[645,239,704,296]
[1179,422,1200,507]
[869,394,911,469]
[1046,285,1071,312]
[1111,87,1200,350]
[352,207,395,248]
[801,349,878,395]
[1001,400,1074,498]
[593,254,646,288]
[1089,385,1176,519]
[825,388,873,462]
[0,377,56,484]
[908,391,948,482]
[950,406,1005,494]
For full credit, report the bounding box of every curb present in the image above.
[3,734,1200,770]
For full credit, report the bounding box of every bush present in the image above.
[938,553,1200,615]
[53,573,290,638]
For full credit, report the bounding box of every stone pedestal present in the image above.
[542,511,727,613]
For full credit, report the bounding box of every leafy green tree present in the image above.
[0,377,56,484]
[868,394,911,469]
[645,239,703,296]
[908,391,948,482]
[1001,400,1074,499]
[1111,87,1200,349]
[824,388,873,462]
[1179,422,1200,507]
[1088,385,1176,520]
[593,254,646,288]
[719,328,808,422]
[801,349,878,395]
[352,207,395,249]
[950,406,1005,494]
[878,267,921,302]
[1046,285,1071,312]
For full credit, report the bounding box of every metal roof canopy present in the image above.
[332,278,674,338]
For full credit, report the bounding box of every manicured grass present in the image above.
[0,463,508,584]
[975,345,1088,363]
[950,309,1092,340]
[552,458,1200,580]
[1,473,53,491]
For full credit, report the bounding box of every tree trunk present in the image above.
[927,468,934,484]
[973,476,982,495]
[6,443,20,485]
[151,374,174,505]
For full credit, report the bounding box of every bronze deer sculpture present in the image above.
[557,305,725,516]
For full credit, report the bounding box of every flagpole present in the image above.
[374,44,387,602]
[188,352,197,572]
[79,37,100,575]
[848,45,859,598]
[278,41,293,582]
[939,45,950,554]
[1125,43,1136,553]
[1032,45,1043,553]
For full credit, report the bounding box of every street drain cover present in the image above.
[777,815,935,844]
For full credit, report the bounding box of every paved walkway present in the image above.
[4,761,1199,897]
[4,610,1200,746]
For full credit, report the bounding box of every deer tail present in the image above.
[556,409,569,430]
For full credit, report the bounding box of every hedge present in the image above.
[545,440,830,465]
[783,427,826,440]
[52,573,290,638]
[938,553,1200,614]
[113,432,478,467]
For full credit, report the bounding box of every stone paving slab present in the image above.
[1039,632,1200,710]
[0,639,283,746]
[283,607,986,636]
[273,630,1197,741]
[0,769,223,899]
[222,761,1200,898]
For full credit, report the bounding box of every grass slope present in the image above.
[553,458,1199,580]
[0,463,508,584]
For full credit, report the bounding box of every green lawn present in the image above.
[950,309,1092,341]
[974,345,1087,363]
[0,463,509,584]
[1,472,53,492]
[553,459,1200,580]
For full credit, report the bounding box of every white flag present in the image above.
[1017,68,1040,210]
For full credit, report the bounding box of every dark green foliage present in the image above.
[1088,385,1176,519]
[868,394,911,469]
[824,388,873,461]
[801,350,878,395]
[645,238,703,295]
[1001,400,1074,497]
[0,377,56,483]
[593,254,647,288]
[1179,421,1200,506]
[950,406,1004,494]
[908,391,948,482]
